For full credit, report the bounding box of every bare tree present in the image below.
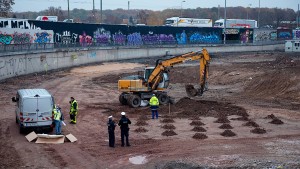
[44,6,64,21]
[0,0,15,17]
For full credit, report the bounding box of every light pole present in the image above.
[180,1,185,18]
[128,1,130,25]
[258,0,260,28]
[67,0,70,21]
[100,0,102,23]
[247,4,252,19]
[224,0,226,44]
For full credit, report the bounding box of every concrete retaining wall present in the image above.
[0,44,284,81]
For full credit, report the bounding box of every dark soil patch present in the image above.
[220,130,236,137]
[191,126,207,132]
[243,121,259,127]
[134,127,148,133]
[230,116,249,121]
[219,124,233,129]
[214,117,230,123]
[264,114,276,119]
[161,124,176,130]
[190,120,205,126]
[135,120,148,126]
[138,115,149,121]
[192,133,208,139]
[269,118,284,125]
[161,118,175,123]
[162,130,177,136]
[251,128,267,134]
[189,116,201,120]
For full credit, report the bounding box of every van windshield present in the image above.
[23,98,52,113]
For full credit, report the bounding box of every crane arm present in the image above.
[148,48,210,91]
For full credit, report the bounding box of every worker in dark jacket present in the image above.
[118,112,131,147]
[69,97,78,124]
[107,115,116,148]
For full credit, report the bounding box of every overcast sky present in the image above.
[13,0,300,12]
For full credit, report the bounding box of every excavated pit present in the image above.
[243,121,260,128]
[220,130,237,137]
[269,118,284,125]
[191,126,207,132]
[135,120,148,126]
[162,130,177,136]
[219,124,233,129]
[251,128,267,134]
[161,124,176,130]
[134,127,148,133]
[161,118,175,123]
[192,133,208,140]
[214,117,230,123]
[190,120,205,126]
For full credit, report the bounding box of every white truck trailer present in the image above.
[165,17,213,27]
[214,19,258,28]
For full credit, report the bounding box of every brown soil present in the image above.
[191,126,207,132]
[1,52,300,168]
[220,130,237,137]
[161,124,176,130]
[134,127,148,133]
[251,128,267,134]
[219,124,233,129]
[214,117,230,123]
[161,118,175,123]
[264,114,276,119]
[135,120,148,126]
[161,130,177,136]
[192,133,208,139]
[269,118,284,125]
[243,121,260,128]
[189,120,205,126]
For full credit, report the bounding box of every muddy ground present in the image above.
[1,51,300,169]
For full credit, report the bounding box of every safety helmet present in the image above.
[121,112,126,115]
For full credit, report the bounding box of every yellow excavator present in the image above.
[118,48,210,107]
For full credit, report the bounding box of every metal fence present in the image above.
[0,40,285,54]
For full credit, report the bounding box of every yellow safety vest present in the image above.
[70,100,78,113]
[150,96,159,106]
[53,107,61,120]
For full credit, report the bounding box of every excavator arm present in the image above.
[148,48,210,96]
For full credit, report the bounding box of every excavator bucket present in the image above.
[185,84,201,97]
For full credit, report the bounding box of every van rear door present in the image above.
[22,97,52,127]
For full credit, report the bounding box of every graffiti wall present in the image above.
[277,29,293,40]
[0,28,53,45]
[254,29,277,41]
[293,29,300,39]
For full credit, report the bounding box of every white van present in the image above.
[12,89,55,133]
[36,16,58,22]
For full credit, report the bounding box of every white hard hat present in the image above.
[152,94,155,96]
[108,115,113,119]
[121,112,126,115]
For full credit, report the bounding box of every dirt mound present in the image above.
[231,116,249,121]
[161,118,175,123]
[251,128,267,134]
[269,118,284,125]
[192,133,208,139]
[134,127,148,133]
[190,120,205,126]
[214,117,230,123]
[138,115,149,121]
[220,130,236,137]
[191,126,207,132]
[135,120,148,126]
[219,124,233,129]
[185,84,198,97]
[264,114,276,119]
[274,55,295,66]
[243,121,259,127]
[161,124,176,130]
[172,97,248,118]
[162,130,177,136]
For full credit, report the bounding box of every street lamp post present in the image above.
[180,1,185,18]
[100,0,102,23]
[247,4,252,19]
[67,0,70,21]
[128,1,130,25]
[258,0,260,28]
[224,0,226,44]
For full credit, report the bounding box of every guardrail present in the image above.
[0,40,285,53]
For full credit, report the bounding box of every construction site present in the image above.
[1,50,300,169]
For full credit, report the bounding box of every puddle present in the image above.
[129,155,147,165]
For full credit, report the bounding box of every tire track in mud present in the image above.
[0,119,22,169]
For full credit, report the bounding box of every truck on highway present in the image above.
[165,17,213,27]
[214,19,258,28]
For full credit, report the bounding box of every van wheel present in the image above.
[19,127,25,134]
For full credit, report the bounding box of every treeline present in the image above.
[12,6,298,28]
